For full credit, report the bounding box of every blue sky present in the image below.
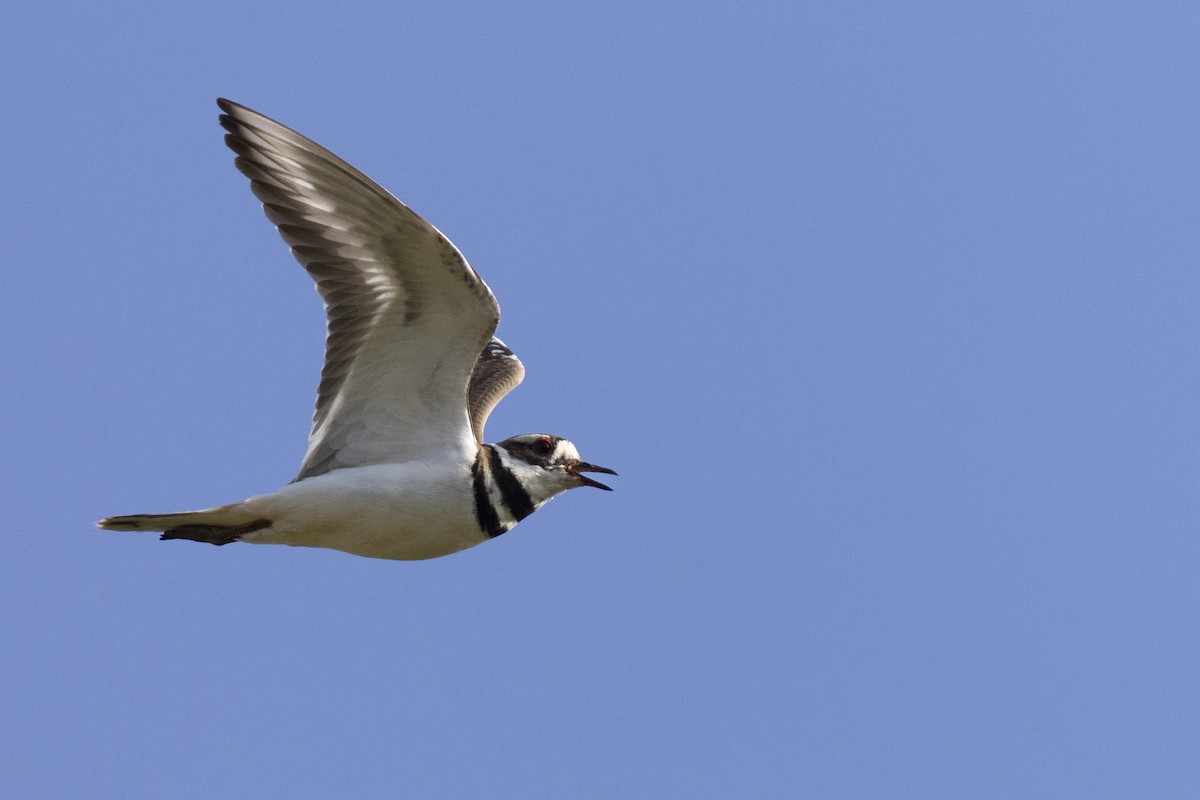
[3,1,1199,797]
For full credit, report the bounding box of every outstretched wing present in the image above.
[218,99,500,480]
[467,337,525,443]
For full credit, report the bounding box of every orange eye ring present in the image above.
[532,438,553,456]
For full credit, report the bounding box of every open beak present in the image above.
[569,462,618,491]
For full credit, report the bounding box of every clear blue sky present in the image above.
[3,2,1198,797]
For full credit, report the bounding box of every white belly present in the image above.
[237,461,490,560]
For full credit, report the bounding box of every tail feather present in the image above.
[158,519,271,546]
[97,504,271,547]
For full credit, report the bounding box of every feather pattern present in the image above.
[217,99,501,480]
[467,337,526,443]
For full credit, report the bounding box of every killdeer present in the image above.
[98,99,616,561]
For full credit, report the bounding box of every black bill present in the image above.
[570,462,618,491]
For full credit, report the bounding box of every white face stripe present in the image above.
[552,439,581,465]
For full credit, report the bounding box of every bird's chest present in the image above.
[251,461,487,559]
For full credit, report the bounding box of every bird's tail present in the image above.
[97,503,270,546]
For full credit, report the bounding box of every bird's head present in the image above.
[495,434,618,498]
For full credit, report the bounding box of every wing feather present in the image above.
[217,99,500,480]
[467,338,525,443]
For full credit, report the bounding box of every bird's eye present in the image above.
[532,438,553,456]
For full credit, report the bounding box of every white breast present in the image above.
[237,460,488,560]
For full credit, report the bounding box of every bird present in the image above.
[97,99,616,561]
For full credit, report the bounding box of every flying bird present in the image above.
[98,99,616,561]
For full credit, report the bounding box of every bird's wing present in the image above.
[466,337,525,443]
[218,99,500,480]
